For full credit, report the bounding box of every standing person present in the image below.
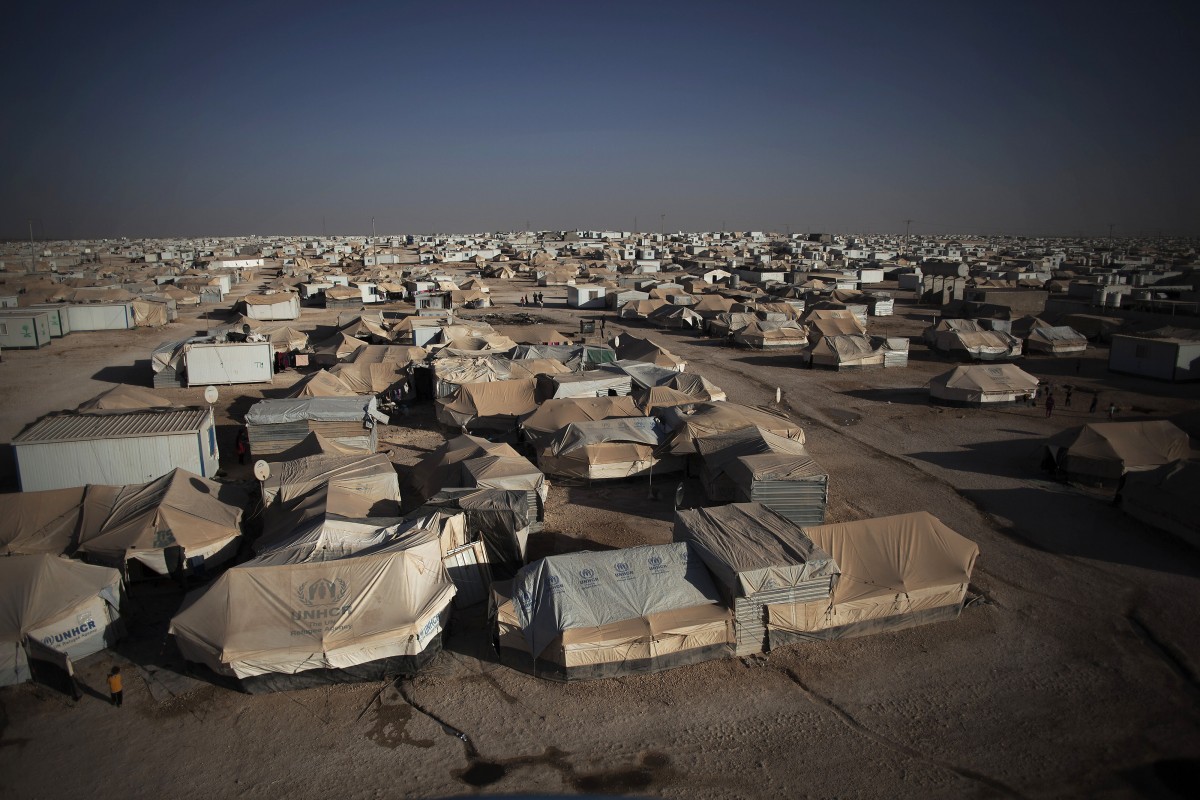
[235,428,249,465]
[1089,394,1098,414]
[1065,385,1073,407]
[1045,394,1056,418]
[107,666,123,707]
[1108,402,1118,420]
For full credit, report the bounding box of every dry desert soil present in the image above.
[1,265,1198,799]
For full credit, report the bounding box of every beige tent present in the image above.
[436,378,538,432]
[493,542,732,681]
[1047,421,1193,487]
[1120,460,1200,546]
[408,434,524,504]
[261,452,401,511]
[170,529,455,692]
[767,512,979,643]
[77,385,174,411]
[538,417,680,480]
[263,326,309,352]
[663,402,804,454]
[0,487,87,555]
[75,469,248,577]
[329,362,403,394]
[808,334,885,370]
[1,555,124,686]
[130,299,169,327]
[929,364,1039,405]
[521,396,643,447]
[288,369,358,398]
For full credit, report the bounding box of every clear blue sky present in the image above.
[2,0,1197,238]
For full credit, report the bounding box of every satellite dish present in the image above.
[242,323,251,335]
[203,385,219,405]
[253,460,271,482]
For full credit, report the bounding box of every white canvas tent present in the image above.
[928,363,1039,405]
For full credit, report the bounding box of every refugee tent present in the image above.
[537,417,681,480]
[432,356,512,398]
[695,427,828,524]
[925,319,1022,360]
[767,512,979,643]
[241,293,300,321]
[663,402,804,454]
[350,344,427,366]
[1044,421,1193,488]
[493,542,732,681]
[1025,325,1087,357]
[329,362,404,394]
[245,397,385,457]
[661,372,726,402]
[734,320,809,349]
[806,334,886,370]
[261,452,400,511]
[74,468,248,577]
[461,455,548,523]
[436,378,538,432]
[77,385,174,411]
[521,396,643,447]
[673,503,838,655]
[287,369,357,398]
[647,304,703,329]
[130,298,169,327]
[929,364,1039,405]
[638,386,705,414]
[0,555,124,687]
[618,298,668,319]
[170,527,455,692]
[416,488,533,579]
[611,334,686,370]
[1120,460,1200,547]
[263,325,309,352]
[253,484,406,566]
[311,331,368,365]
[507,358,573,381]
[536,370,632,400]
[408,434,524,505]
[599,360,680,393]
[0,487,87,556]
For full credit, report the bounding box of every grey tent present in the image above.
[673,503,838,655]
[493,542,732,681]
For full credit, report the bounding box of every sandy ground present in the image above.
[1,266,1199,799]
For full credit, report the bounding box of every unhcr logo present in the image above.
[614,562,634,581]
[296,578,349,606]
[648,554,668,574]
[577,567,599,589]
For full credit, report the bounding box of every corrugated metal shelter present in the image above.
[695,427,828,524]
[245,397,384,457]
[12,408,219,491]
[64,303,134,331]
[673,503,838,655]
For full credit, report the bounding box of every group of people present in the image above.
[273,350,297,373]
[1035,383,1117,419]
[521,293,545,306]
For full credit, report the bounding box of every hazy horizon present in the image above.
[2,1,1197,240]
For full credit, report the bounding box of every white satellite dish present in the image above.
[253,460,271,482]
[203,385,219,405]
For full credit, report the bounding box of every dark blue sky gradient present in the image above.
[2,1,1197,238]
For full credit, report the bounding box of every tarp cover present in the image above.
[674,503,838,596]
[511,542,723,658]
[0,489,87,556]
[169,531,454,679]
[75,469,248,574]
[78,385,174,411]
[664,403,804,454]
[545,417,666,456]
[409,434,524,503]
[247,397,377,424]
[522,397,642,446]
[436,379,538,429]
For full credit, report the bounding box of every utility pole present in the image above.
[27,219,36,274]
[660,214,665,238]
[1108,223,1114,240]
[904,219,913,254]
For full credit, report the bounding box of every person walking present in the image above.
[1045,394,1056,418]
[1064,385,1073,407]
[1089,394,1098,414]
[107,666,123,707]
[235,428,249,465]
